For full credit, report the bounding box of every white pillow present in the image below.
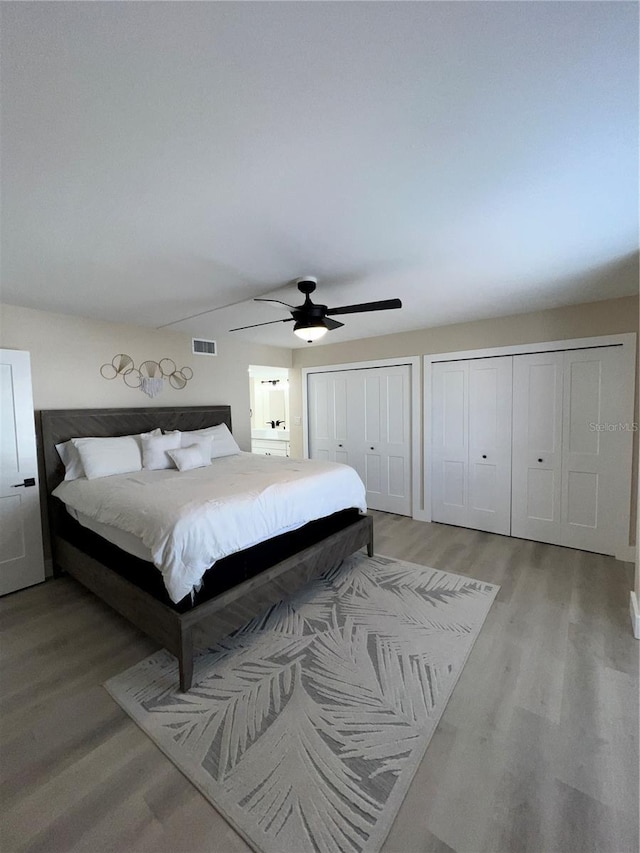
[71,435,142,480]
[55,441,85,481]
[141,432,181,470]
[168,424,240,459]
[168,440,213,472]
[140,428,162,439]
[58,429,161,480]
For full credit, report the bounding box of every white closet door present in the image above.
[308,372,353,466]
[431,361,469,527]
[308,365,412,516]
[358,366,411,515]
[511,352,564,545]
[560,347,622,554]
[467,357,513,535]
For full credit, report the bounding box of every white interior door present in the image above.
[0,349,45,595]
[512,346,625,555]
[357,366,411,515]
[560,347,623,554]
[432,357,512,534]
[308,365,412,515]
[431,361,469,527]
[308,371,353,467]
[511,352,564,545]
[467,357,513,535]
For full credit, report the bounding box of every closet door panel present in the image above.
[511,353,564,544]
[431,361,469,526]
[385,369,411,511]
[308,374,335,461]
[309,366,412,516]
[333,376,349,443]
[467,356,512,534]
[361,366,411,515]
[308,372,355,467]
[560,347,621,554]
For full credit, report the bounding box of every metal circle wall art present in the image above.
[99,354,194,397]
[159,358,176,377]
[100,353,134,380]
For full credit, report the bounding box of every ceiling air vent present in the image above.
[192,338,217,356]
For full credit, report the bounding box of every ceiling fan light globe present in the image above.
[293,322,328,342]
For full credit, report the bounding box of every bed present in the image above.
[39,406,374,691]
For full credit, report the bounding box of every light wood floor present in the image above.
[1,513,638,853]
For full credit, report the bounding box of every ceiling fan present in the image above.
[229,277,402,343]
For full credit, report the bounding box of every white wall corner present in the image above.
[630,591,640,640]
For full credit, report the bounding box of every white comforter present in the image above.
[53,452,367,603]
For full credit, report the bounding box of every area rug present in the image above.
[105,553,499,853]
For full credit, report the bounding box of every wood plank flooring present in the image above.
[1,513,638,853]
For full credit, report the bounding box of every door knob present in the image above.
[338,444,343,448]
[370,447,375,450]
[538,458,543,463]
[482,454,487,459]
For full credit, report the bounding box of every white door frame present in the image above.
[424,333,637,561]
[302,356,423,520]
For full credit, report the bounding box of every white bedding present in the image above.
[53,452,367,603]
[65,509,154,562]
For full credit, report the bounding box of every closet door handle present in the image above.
[482,454,487,459]
[338,444,343,448]
[11,478,35,488]
[538,458,543,463]
[370,447,375,450]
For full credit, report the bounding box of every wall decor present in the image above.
[100,354,194,398]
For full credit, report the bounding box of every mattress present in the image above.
[53,452,367,603]
[65,507,153,562]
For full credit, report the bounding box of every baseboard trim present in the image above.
[630,592,640,640]
[615,545,636,563]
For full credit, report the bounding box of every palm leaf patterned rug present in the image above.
[105,553,499,853]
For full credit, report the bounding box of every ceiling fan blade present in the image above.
[254,298,295,308]
[229,318,294,332]
[323,317,345,330]
[326,298,402,316]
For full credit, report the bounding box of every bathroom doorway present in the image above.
[248,366,290,456]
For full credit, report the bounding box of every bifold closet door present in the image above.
[307,371,352,465]
[308,366,412,515]
[511,347,623,554]
[560,347,623,554]
[511,352,564,545]
[353,366,411,516]
[431,360,469,527]
[468,357,513,534]
[431,357,512,534]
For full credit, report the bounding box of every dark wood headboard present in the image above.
[38,405,233,496]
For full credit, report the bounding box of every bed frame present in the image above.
[38,406,373,692]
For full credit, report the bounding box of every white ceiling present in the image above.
[1,2,638,349]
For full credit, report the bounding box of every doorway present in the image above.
[249,366,290,457]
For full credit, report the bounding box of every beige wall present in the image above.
[292,295,639,370]
[0,303,292,452]
[289,295,639,546]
